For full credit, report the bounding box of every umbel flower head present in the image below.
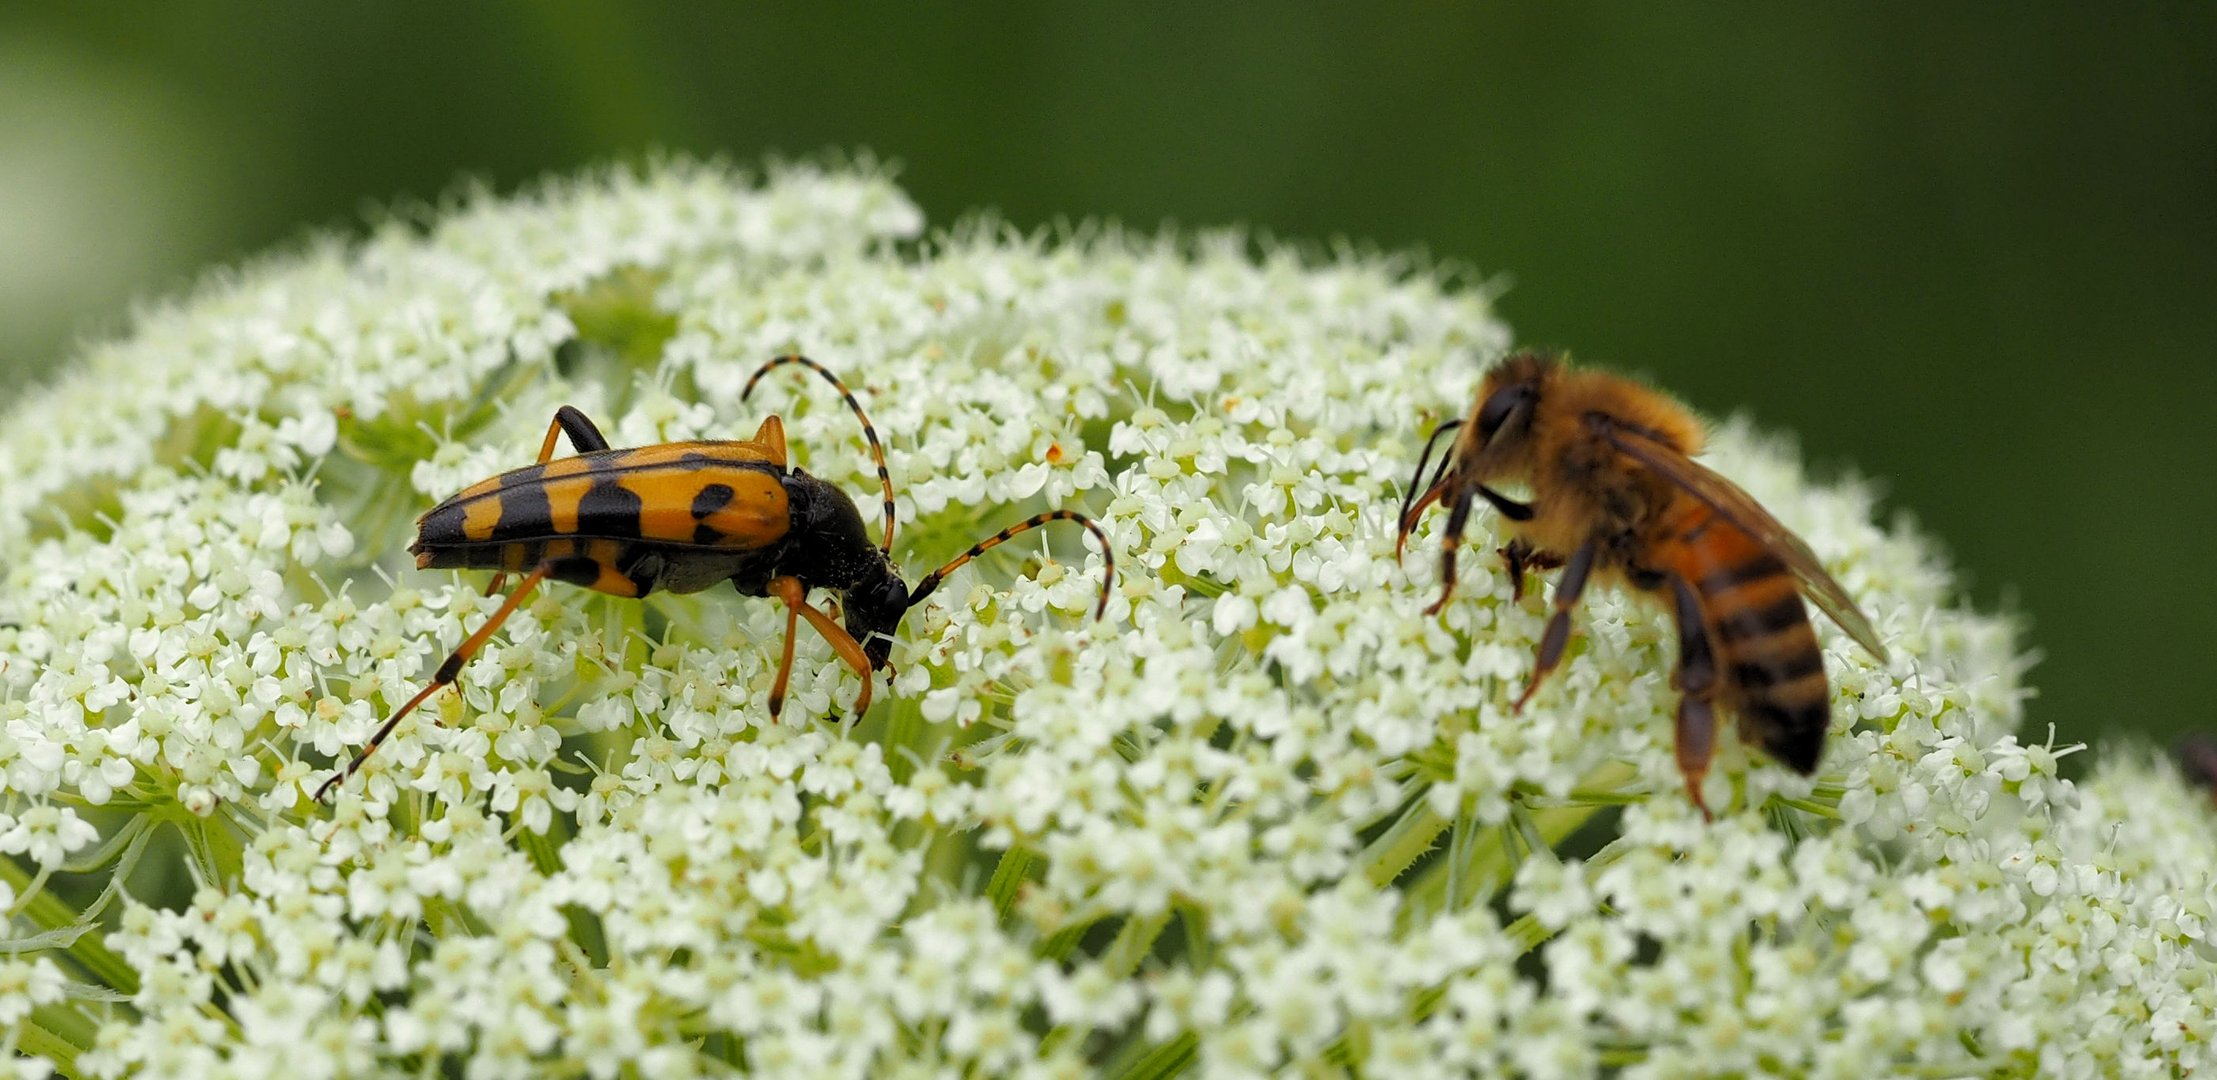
[1,160,2212,1078]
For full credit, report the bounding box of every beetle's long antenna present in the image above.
[908,510,1114,621]
[742,355,897,554]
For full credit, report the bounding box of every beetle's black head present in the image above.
[843,565,914,670]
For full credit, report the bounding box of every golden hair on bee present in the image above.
[1397,350,1888,818]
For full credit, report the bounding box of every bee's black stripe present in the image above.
[1728,650,1825,689]
[1741,698,1830,773]
[1698,556,1786,596]
[1710,594,1807,645]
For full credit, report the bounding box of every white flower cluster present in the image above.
[2,160,2211,1077]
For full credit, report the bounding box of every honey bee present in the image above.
[2177,735,2217,803]
[1396,351,1890,817]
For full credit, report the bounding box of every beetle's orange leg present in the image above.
[316,565,551,802]
[743,355,899,554]
[769,575,875,718]
[907,510,1116,621]
[1510,539,1596,710]
[768,585,802,722]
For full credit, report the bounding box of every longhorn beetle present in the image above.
[315,355,1115,801]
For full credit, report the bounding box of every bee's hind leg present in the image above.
[1668,575,1721,821]
[1499,539,1567,604]
[1510,540,1596,712]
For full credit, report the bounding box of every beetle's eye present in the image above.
[1476,384,1533,442]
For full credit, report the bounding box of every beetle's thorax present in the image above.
[745,469,912,669]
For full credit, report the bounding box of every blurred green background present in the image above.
[3,5,2211,752]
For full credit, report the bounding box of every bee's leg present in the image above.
[1423,489,1478,616]
[769,576,875,718]
[1498,539,1567,604]
[316,565,552,802]
[1396,481,1449,560]
[485,407,610,596]
[1395,419,1465,558]
[1510,539,1596,711]
[1668,575,1721,821]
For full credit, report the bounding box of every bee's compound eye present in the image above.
[1477,384,1534,442]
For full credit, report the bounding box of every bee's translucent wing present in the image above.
[1602,422,1889,662]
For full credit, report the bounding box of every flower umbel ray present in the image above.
[0,160,2210,1078]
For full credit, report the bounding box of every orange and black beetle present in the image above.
[316,355,1114,801]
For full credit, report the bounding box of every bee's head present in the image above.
[1463,350,1557,473]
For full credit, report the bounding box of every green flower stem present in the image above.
[23,1007,94,1073]
[1357,798,1448,888]
[987,846,1037,920]
[1104,1032,1198,1080]
[1397,761,1639,927]
[1101,909,1171,978]
[2,853,138,998]
[182,810,246,891]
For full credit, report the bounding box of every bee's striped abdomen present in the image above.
[1665,504,1830,774]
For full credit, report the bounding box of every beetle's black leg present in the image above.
[908,510,1116,621]
[743,355,899,555]
[317,565,552,802]
[485,408,610,596]
[1511,539,1597,712]
[540,405,610,460]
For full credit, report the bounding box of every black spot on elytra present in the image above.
[575,478,644,538]
[491,484,554,542]
[417,502,470,548]
[692,483,736,519]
